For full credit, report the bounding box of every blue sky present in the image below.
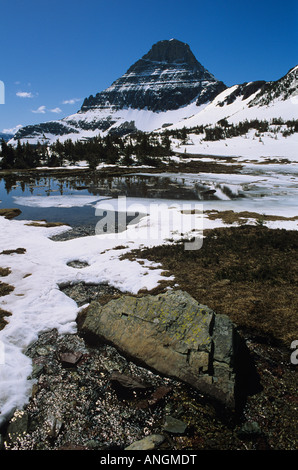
[0,0,297,134]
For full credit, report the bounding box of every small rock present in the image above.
[163,415,188,434]
[31,363,45,378]
[125,434,165,450]
[5,410,29,443]
[59,351,83,367]
[36,347,51,356]
[47,413,64,438]
[67,260,89,269]
[237,421,263,438]
[148,385,172,406]
[110,371,151,390]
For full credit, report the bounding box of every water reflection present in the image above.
[1,172,236,199]
[0,171,243,227]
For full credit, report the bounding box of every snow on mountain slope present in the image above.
[171,131,298,160]
[11,39,225,145]
[9,40,297,155]
[81,39,225,112]
[168,67,298,130]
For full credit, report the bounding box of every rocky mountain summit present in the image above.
[12,39,227,143]
[0,132,14,142]
[81,39,226,112]
[11,41,297,146]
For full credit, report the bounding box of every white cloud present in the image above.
[62,98,81,104]
[2,124,23,135]
[32,105,46,114]
[50,107,62,113]
[16,91,34,98]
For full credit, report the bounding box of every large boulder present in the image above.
[78,290,243,408]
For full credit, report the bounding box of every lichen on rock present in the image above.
[78,289,244,408]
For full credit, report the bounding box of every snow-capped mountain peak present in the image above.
[11,41,297,146]
[80,39,225,113]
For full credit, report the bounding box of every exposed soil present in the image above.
[205,210,298,225]
[0,247,25,330]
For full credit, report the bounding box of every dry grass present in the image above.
[123,225,298,346]
[205,210,298,225]
[0,208,21,219]
[0,308,11,331]
[0,267,13,330]
[0,248,26,255]
[25,221,67,228]
[0,267,11,276]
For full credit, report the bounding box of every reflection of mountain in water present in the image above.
[1,172,243,202]
[85,174,239,201]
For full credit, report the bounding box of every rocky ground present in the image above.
[1,224,297,452]
[1,312,297,451]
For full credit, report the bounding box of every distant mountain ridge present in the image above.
[0,132,14,142]
[11,40,298,145]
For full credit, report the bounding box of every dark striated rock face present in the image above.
[217,81,266,107]
[248,65,298,107]
[0,133,14,142]
[81,39,226,112]
[13,39,227,143]
[14,122,80,141]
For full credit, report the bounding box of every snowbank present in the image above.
[0,200,205,425]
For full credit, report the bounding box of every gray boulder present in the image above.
[78,290,242,408]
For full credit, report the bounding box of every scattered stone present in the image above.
[0,308,12,331]
[3,325,297,450]
[110,371,151,391]
[59,351,83,367]
[46,413,64,439]
[5,410,29,443]
[163,416,188,434]
[236,421,263,438]
[60,282,121,307]
[36,346,51,356]
[125,434,165,451]
[25,221,67,228]
[148,386,172,406]
[67,260,89,269]
[58,443,89,450]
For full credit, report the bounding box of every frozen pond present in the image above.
[1,163,298,229]
[0,170,242,230]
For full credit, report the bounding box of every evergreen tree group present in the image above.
[1,117,296,171]
[0,131,173,170]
